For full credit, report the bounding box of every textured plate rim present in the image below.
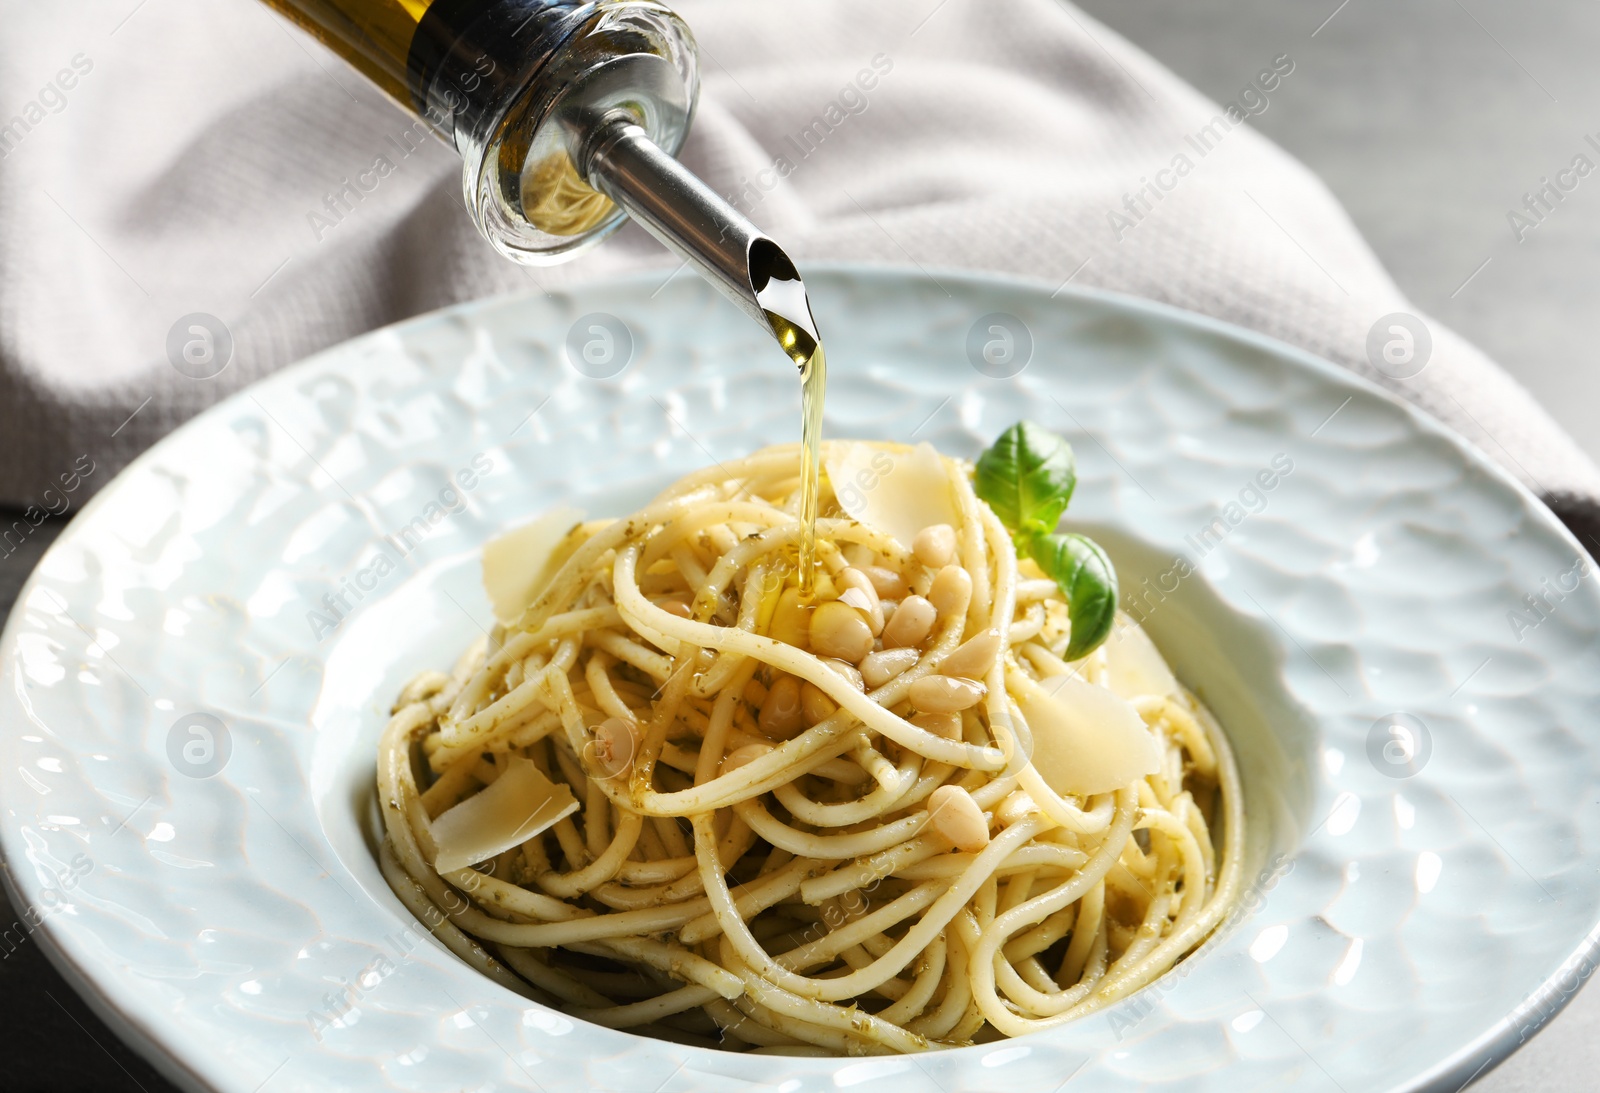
[0,261,1592,1093]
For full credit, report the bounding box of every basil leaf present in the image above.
[1029,532,1117,661]
[973,421,1076,543]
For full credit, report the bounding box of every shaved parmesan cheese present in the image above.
[1101,617,1181,702]
[1017,673,1161,797]
[482,506,584,625]
[826,442,958,551]
[430,756,578,873]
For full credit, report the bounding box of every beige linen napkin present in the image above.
[0,0,1594,549]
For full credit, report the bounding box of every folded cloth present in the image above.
[1,0,1595,548]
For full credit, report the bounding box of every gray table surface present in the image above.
[1076,0,1600,472]
[3,1,1597,1089]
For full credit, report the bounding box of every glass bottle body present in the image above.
[258,0,699,263]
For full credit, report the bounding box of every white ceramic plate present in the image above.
[3,267,1598,1093]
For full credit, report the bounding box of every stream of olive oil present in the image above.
[797,343,826,597]
[755,279,826,597]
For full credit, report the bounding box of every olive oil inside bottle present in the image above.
[258,0,435,107]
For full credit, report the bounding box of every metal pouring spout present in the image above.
[568,111,819,358]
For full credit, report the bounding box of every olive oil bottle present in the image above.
[261,1,831,562]
[258,0,698,263]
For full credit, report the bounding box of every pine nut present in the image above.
[592,717,639,778]
[769,587,810,648]
[927,785,989,852]
[743,677,768,707]
[657,598,693,619]
[860,647,920,689]
[940,628,1002,680]
[838,586,874,613]
[928,565,973,617]
[908,674,986,712]
[997,789,1040,825]
[837,569,885,635]
[800,682,836,724]
[759,676,806,738]
[911,711,963,739]
[861,565,908,600]
[913,524,957,568]
[838,566,877,597]
[809,601,874,661]
[724,743,774,771]
[883,595,936,648]
[823,658,866,691]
